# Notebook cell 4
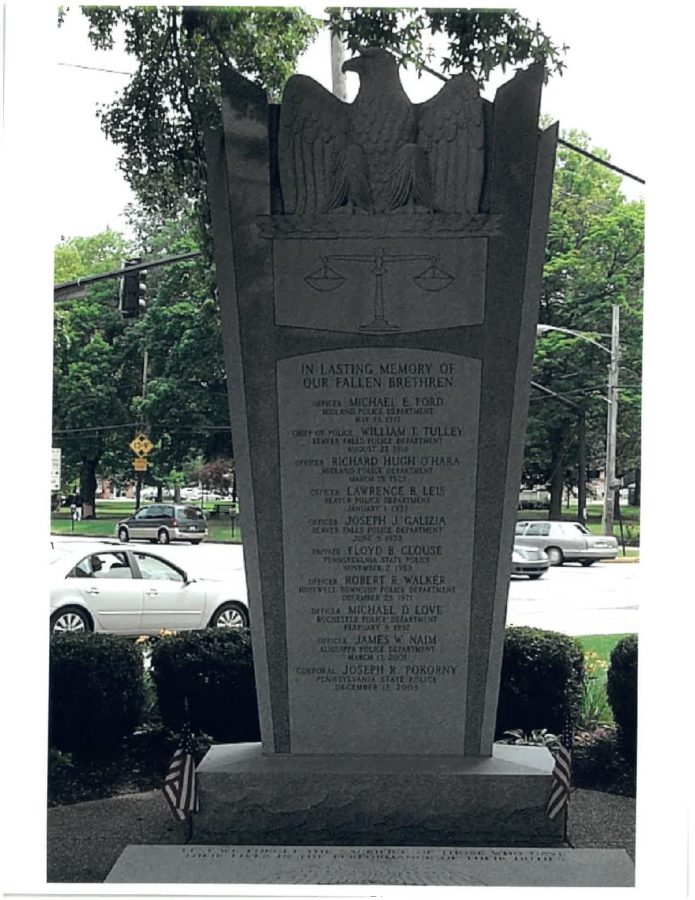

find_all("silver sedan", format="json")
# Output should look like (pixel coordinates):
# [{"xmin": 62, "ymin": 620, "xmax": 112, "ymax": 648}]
[
  {"xmin": 49, "ymin": 542, "xmax": 249, "ymax": 635},
  {"xmin": 511, "ymin": 545, "xmax": 550, "ymax": 579},
  {"xmin": 514, "ymin": 520, "xmax": 619, "ymax": 566}
]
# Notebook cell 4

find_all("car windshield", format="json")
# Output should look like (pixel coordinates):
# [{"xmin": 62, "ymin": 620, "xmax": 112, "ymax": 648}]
[
  {"xmin": 179, "ymin": 507, "xmax": 204, "ymax": 520},
  {"xmin": 568, "ymin": 523, "xmax": 590, "ymax": 534}
]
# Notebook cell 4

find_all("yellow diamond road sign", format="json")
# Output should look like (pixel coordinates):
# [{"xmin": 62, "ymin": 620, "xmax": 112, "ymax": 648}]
[{"xmin": 129, "ymin": 433, "xmax": 154, "ymax": 457}]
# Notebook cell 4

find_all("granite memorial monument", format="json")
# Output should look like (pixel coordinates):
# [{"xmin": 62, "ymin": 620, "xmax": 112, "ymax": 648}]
[
  {"xmin": 106, "ymin": 47, "xmax": 635, "ymax": 887},
  {"xmin": 196, "ymin": 48, "xmax": 559, "ymax": 845}
]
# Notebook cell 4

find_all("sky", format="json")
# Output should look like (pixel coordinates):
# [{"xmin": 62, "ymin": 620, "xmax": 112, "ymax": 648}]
[
  {"xmin": 51, "ymin": 3, "xmax": 649, "ymax": 242},
  {"xmin": 2, "ymin": 2, "xmax": 694, "ymax": 895}
]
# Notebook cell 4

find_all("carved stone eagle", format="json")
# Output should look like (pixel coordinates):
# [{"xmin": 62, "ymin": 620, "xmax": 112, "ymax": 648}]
[{"xmin": 279, "ymin": 48, "xmax": 485, "ymax": 216}]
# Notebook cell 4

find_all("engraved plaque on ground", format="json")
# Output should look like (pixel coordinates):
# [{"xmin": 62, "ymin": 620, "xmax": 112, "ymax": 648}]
[
  {"xmin": 106, "ymin": 845, "xmax": 635, "ymax": 886},
  {"xmin": 278, "ymin": 348, "xmax": 481, "ymax": 753}
]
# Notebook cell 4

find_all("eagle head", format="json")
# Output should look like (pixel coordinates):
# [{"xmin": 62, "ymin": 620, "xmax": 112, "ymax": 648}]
[{"xmin": 342, "ymin": 48, "xmax": 399, "ymax": 79}]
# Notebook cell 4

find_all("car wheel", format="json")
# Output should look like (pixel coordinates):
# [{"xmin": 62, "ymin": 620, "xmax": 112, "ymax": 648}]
[
  {"xmin": 51, "ymin": 606, "xmax": 92, "ymax": 634},
  {"xmin": 528, "ymin": 573, "xmax": 544, "ymax": 580},
  {"xmin": 580, "ymin": 559, "xmax": 596, "ymax": 567},
  {"xmin": 546, "ymin": 546, "xmax": 564, "ymax": 566},
  {"xmin": 209, "ymin": 602, "xmax": 249, "ymax": 630},
  {"xmin": 157, "ymin": 529, "xmax": 170, "ymax": 545},
  {"xmin": 117, "ymin": 526, "xmax": 129, "ymax": 542},
  {"xmin": 190, "ymin": 540, "xmax": 203, "ymax": 545}
]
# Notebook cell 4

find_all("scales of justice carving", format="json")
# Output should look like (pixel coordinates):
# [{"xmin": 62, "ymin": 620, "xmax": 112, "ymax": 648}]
[{"xmin": 304, "ymin": 246, "xmax": 455, "ymax": 332}]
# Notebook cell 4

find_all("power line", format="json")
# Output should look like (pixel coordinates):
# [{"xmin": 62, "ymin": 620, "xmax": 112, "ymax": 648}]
[
  {"xmin": 53, "ymin": 422, "xmax": 231, "ymax": 436},
  {"xmin": 556, "ymin": 138, "xmax": 645, "ymax": 185},
  {"xmin": 58, "ymin": 61, "xmax": 132, "ymax": 76},
  {"xmin": 409, "ymin": 55, "xmax": 645, "ymax": 186}
]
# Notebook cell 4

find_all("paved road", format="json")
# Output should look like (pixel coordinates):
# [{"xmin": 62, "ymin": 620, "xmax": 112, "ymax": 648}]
[
  {"xmin": 507, "ymin": 561, "xmax": 638, "ymax": 635},
  {"xmin": 54, "ymin": 536, "xmax": 638, "ymax": 636}
]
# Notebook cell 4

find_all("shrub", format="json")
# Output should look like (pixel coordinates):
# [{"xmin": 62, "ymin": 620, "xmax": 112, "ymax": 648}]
[
  {"xmin": 571, "ymin": 726, "xmax": 636, "ymax": 796},
  {"xmin": 49, "ymin": 633, "xmax": 145, "ymax": 754},
  {"xmin": 150, "ymin": 630, "xmax": 260, "ymax": 743},
  {"xmin": 496, "ymin": 626, "xmax": 584, "ymax": 738},
  {"xmin": 606, "ymin": 633, "xmax": 638, "ymax": 760}
]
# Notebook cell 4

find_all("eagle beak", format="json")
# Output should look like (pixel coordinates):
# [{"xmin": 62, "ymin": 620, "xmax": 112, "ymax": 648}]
[{"xmin": 342, "ymin": 57, "xmax": 360, "ymax": 73}]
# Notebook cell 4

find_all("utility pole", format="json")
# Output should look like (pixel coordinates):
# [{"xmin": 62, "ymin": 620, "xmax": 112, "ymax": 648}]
[
  {"xmin": 601, "ymin": 305, "xmax": 620, "ymax": 535},
  {"xmin": 577, "ymin": 406, "xmax": 587, "ymax": 525},
  {"xmin": 135, "ymin": 348, "xmax": 149, "ymax": 511}
]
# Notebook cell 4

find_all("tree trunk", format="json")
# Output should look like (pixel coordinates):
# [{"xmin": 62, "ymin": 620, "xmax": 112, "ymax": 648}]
[
  {"xmin": 548, "ymin": 435, "xmax": 565, "ymax": 520},
  {"xmin": 80, "ymin": 458, "xmax": 98, "ymax": 518},
  {"xmin": 157, "ymin": 485, "xmax": 163, "ymax": 502},
  {"xmin": 633, "ymin": 466, "xmax": 641, "ymax": 507},
  {"xmin": 174, "ymin": 485, "xmax": 181, "ymax": 503}
]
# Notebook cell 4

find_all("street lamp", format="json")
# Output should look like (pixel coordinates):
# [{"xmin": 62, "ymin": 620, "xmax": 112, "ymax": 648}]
[{"xmin": 536, "ymin": 304, "xmax": 620, "ymax": 536}]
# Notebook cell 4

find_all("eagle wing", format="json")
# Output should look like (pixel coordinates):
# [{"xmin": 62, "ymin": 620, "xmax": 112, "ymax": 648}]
[
  {"xmin": 416, "ymin": 73, "xmax": 485, "ymax": 214},
  {"xmin": 278, "ymin": 75, "xmax": 350, "ymax": 215}
]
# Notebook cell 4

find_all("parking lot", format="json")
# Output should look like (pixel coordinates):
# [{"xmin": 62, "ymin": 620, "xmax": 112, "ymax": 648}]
[
  {"xmin": 507, "ymin": 560, "xmax": 638, "ymax": 635},
  {"xmin": 53, "ymin": 536, "xmax": 637, "ymax": 636}
]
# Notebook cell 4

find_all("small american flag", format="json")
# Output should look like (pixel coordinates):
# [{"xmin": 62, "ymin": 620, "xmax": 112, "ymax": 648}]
[
  {"xmin": 546, "ymin": 722, "xmax": 572, "ymax": 820},
  {"xmin": 163, "ymin": 721, "xmax": 199, "ymax": 822}
]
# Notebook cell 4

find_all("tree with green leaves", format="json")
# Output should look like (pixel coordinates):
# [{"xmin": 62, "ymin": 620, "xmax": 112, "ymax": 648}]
[
  {"xmin": 53, "ymin": 210, "xmax": 236, "ymax": 510},
  {"xmin": 74, "ymin": 6, "xmax": 566, "ymax": 221},
  {"xmin": 127, "ymin": 209, "xmax": 232, "ymax": 487},
  {"xmin": 527, "ymin": 130, "xmax": 644, "ymax": 518},
  {"xmin": 62, "ymin": 9, "xmax": 643, "ymax": 523},
  {"xmin": 53, "ymin": 230, "xmax": 141, "ymax": 515}
]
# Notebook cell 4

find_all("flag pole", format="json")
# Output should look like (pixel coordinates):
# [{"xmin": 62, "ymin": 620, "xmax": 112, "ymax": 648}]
[
  {"xmin": 162, "ymin": 693, "xmax": 199, "ymax": 833},
  {"xmin": 563, "ymin": 716, "xmax": 574, "ymax": 847},
  {"xmin": 184, "ymin": 695, "xmax": 194, "ymax": 843}
]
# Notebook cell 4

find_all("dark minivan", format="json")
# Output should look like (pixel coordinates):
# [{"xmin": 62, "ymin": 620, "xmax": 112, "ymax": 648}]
[{"xmin": 116, "ymin": 504, "xmax": 208, "ymax": 545}]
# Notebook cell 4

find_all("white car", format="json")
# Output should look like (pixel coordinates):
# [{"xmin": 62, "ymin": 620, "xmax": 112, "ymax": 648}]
[{"xmin": 49, "ymin": 543, "xmax": 249, "ymax": 635}]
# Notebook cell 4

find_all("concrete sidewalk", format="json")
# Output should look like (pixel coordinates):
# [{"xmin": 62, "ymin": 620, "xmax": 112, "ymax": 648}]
[{"xmin": 47, "ymin": 788, "xmax": 635, "ymax": 883}]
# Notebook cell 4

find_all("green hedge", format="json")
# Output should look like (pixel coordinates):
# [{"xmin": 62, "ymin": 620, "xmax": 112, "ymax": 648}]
[
  {"xmin": 49, "ymin": 633, "xmax": 145, "ymax": 754},
  {"xmin": 607, "ymin": 633, "xmax": 638, "ymax": 760},
  {"xmin": 48, "ymin": 626, "xmax": 590, "ymax": 754},
  {"xmin": 495, "ymin": 626, "xmax": 585, "ymax": 738},
  {"xmin": 150, "ymin": 630, "xmax": 260, "ymax": 743}
]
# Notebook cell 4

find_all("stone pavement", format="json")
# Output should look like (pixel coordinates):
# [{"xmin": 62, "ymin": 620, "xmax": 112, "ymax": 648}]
[{"xmin": 47, "ymin": 788, "xmax": 635, "ymax": 883}]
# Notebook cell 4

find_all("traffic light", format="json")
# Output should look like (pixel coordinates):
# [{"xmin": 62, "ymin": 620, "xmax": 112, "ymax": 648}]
[{"xmin": 118, "ymin": 257, "xmax": 147, "ymax": 318}]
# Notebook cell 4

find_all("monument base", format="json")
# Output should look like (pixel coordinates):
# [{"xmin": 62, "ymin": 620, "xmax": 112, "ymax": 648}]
[
  {"xmin": 193, "ymin": 743, "xmax": 564, "ymax": 846},
  {"xmin": 106, "ymin": 845, "xmax": 634, "ymax": 886}
]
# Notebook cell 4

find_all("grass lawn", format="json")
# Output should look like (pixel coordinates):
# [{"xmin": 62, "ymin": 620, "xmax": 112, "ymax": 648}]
[
  {"xmin": 53, "ymin": 500, "xmax": 640, "ymax": 547},
  {"xmin": 573, "ymin": 633, "xmax": 633, "ymax": 732},
  {"xmin": 573, "ymin": 634, "xmax": 632, "ymax": 730},
  {"xmin": 51, "ymin": 501, "xmax": 242, "ymax": 543},
  {"xmin": 575, "ymin": 633, "xmax": 631, "ymax": 664},
  {"xmin": 517, "ymin": 503, "xmax": 640, "ymax": 548}
]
